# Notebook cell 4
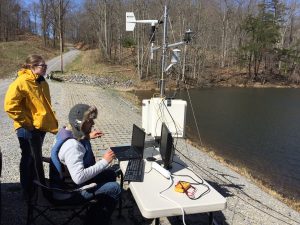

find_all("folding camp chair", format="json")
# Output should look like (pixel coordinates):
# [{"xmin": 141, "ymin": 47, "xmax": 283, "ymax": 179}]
[
  {"xmin": 26, "ymin": 132, "xmax": 97, "ymax": 225},
  {"xmin": 0, "ymin": 147, "xmax": 2, "ymax": 225}
]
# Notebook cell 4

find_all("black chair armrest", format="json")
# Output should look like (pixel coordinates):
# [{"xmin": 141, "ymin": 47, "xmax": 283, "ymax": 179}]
[
  {"xmin": 33, "ymin": 180, "xmax": 97, "ymax": 193},
  {"xmin": 0, "ymin": 150, "xmax": 2, "ymax": 177},
  {"xmin": 42, "ymin": 157, "xmax": 51, "ymax": 163}
]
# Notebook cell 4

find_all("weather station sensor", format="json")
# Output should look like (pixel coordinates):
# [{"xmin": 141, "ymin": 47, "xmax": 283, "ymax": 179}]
[
  {"xmin": 126, "ymin": 6, "xmax": 193, "ymax": 138},
  {"xmin": 126, "ymin": 12, "xmax": 159, "ymax": 31}
]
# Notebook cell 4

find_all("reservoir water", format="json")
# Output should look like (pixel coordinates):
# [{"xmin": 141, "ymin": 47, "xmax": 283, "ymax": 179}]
[{"xmin": 134, "ymin": 88, "xmax": 300, "ymax": 201}]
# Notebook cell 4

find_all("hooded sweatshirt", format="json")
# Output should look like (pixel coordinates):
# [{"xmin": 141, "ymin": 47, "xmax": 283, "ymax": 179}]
[{"xmin": 4, "ymin": 69, "xmax": 58, "ymax": 134}]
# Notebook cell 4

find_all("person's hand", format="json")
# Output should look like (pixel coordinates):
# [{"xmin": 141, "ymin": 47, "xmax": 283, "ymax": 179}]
[
  {"xmin": 103, "ymin": 149, "xmax": 115, "ymax": 163},
  {"xmin": 89, "ymin": 129, "xmax": 104, "ymax": 139}
]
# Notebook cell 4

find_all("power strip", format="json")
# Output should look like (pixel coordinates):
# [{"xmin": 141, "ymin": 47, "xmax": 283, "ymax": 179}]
[{"xmin": 152, "ymin": 162, "xmax": 171, "ymax": 179}]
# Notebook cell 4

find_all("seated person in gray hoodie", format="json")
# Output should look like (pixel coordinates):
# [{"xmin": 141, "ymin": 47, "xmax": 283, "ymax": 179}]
[{"xmin": 50, "ymin": 104, "xmax": 121, "ymax": 225}]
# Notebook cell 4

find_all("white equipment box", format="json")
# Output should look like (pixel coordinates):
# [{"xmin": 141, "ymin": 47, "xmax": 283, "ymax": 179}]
[{"xmin": 142, "ymin": 97, "xmax": 187, "ymax": 138}]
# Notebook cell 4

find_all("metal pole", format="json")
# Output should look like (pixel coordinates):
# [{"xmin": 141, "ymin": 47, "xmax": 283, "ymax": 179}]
[
  {"xmin": 160, "ymin": 5, "xmax": 168, "ymax": 97},
  {"xmin": 181, "ymin": 44, "xmax": 187, "ymax": 81}
]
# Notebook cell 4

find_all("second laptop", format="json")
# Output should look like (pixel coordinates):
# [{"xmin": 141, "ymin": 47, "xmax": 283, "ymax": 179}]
[{"xmin": 111, "ymin": 124, "xmax": 145, "ymax": 161}]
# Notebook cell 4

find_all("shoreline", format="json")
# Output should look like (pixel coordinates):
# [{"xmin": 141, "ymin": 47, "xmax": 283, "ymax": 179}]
[
  {"xmin": 45, "ymin": 72, "xmax": 300, "ymax": 92},
  {"xmin": 116, "ymin": 87, "xmax": 300, "ymax": 213},
  {"xmin": 185, "ymin": 139, "xmax": 300, "ymax": 213},
  {"xmin": 132, "ymin": 76, "xmax": 300, "ymax": 90}
]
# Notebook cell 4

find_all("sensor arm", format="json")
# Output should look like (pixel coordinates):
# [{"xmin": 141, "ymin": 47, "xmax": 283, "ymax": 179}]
[
  {"xmin": 151, "ymin": 39, "xmax": 190, "ymax": 53},
  {"xmin": 126, "ymin": 12, "xmax": 159, "ymax": 31},
  {"xmin": 135, "ymin": 20, "xmax": 159, "ymax": 26}
]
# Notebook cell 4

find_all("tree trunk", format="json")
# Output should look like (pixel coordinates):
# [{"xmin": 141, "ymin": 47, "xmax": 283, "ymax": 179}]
[
  {"xmin": 248, "ymin": 53, "xmax": 252, "ymax": 78},
  {"xmin": 221, "ymin": 1, "xmax": 229, "ymax": 68},
  {"xmin": 0, "ymin": 1, "xmax": 2, "ymax": 41},
  {"xmin": 104, "ymin": 1, "xmax": 108, "ymax": 58}
]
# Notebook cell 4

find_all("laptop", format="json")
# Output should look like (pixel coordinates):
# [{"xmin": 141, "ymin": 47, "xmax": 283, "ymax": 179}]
[{"xmin": 111, "ymin": 124, "xmax": 145, "ymax": 161}]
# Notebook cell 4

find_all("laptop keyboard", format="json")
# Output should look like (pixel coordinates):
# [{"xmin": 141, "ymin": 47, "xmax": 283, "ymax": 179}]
[
  {"xmin": 124, "ymin": 159, "xmax": 145, "ymax": 182},
  {"xmin": 116, "ymin": 149, "xmax": 139, "ymax": 159}
]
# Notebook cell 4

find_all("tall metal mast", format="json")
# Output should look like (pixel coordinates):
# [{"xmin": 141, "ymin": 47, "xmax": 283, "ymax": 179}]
[{"xmin": 160, "ymin": 5, "xmax": 168, "ymax": 97}]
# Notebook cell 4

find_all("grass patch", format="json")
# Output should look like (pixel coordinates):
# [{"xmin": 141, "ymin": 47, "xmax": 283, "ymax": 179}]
[
  {"xmin": 117, "ymin": 90, "xmax": 141, "ymax": 108},
  {"xmin": 64, "ymin": 49, "xmax": 137, "ymax": 82},
  {"xmin": 0, "ymin": 38, "xmax": 59, "ymax": 79}
]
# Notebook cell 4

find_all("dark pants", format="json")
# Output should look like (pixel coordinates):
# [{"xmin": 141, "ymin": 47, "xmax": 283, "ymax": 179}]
[
  {"xmin": 16, "ymin": 128, "xmax": 46, "ymax": 197},
  {"xmin": 81, "ymin": 170, "xmax": 122, "ymax": 225},
  {"xmin": 60, "ymin": 169, "xmax": 121, "ymax": 225}
]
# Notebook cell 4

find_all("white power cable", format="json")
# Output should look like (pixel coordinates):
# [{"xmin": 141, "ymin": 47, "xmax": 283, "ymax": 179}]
[{"xmin": 159, "ymin": 176, "xmax": 187, "ymax": 225}]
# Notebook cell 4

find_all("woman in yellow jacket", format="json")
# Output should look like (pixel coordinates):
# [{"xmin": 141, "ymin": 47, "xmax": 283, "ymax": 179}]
[{"xmin": 4, "ymin": 55, "xmax": 58, "ymax": 199}]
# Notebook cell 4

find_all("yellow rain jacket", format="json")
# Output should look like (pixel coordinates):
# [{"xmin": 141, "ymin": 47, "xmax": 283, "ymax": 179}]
[{"xmin": 4, "ymin": 69, "xmax": 58, "ymax": 134}]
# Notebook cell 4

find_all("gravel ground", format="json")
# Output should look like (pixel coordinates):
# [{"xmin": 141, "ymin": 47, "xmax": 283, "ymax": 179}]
[
  {"xmin": 1, "ymin": 78, "xmax": 300, "ymax": 225},
  {"xmin": 50, "ymin": 73, "xmax": 134, "ymax": 89}
]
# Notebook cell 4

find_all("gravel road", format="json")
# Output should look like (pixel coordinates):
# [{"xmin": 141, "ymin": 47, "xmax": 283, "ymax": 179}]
[
  {"xmin": 0, "ymin": 50, "xmax": 299, "ymax": 225},
  {"xmin": 46, "ymin": 48, "xmax": 80, "ymax": 73}
]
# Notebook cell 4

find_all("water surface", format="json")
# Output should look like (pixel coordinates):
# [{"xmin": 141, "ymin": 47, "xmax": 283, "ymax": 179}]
[{"xmin": 134, "ymin": 88, "xmax": 300, "ymax": 201}]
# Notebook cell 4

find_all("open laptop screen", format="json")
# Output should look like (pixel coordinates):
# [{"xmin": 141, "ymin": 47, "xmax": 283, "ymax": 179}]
[{"xmin": 131, "ymin": 124, "xmax": 145, "ymax": 158}]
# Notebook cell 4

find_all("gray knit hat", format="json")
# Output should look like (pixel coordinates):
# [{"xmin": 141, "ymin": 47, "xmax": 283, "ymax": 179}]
[{"xmin": 68, "ymin": 104, "xmax": 98, "ymax": 138}]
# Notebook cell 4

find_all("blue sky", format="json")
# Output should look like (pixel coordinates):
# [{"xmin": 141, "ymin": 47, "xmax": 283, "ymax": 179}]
[
  {"xmin": 24, "ymin": 0, "xmax": 38, "ymax": 7},
  {"xmin": 23, "ymin": 0, "xmax": 83, "ymax": 7}
]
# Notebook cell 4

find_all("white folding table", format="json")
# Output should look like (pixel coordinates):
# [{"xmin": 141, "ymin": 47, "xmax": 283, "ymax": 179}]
[{"xmin": 119, "ymin": 152, "xmax": 227, "ymax": 225}]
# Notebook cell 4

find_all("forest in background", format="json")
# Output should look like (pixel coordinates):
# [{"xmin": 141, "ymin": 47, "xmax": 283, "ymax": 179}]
[{"xmin": 1, "ymin": 0, "xmax": 300, "ymax": 87}]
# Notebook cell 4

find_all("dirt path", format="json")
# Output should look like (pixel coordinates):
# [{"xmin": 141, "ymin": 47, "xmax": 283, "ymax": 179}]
[{"xmin": 46, "ymin": 48, "xmax": 80, "ymax": 74}]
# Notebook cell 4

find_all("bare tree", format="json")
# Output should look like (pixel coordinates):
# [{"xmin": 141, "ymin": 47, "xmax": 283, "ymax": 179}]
[{"xmin": 3, "ymin": 0, "xmax": 298, "ymax": 85}]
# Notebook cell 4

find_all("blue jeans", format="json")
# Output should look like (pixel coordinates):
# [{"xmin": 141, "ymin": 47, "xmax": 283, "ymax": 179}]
[
  {"xmin": 16, "ymin": 128, "xmax": 46, "ymax": 196},
  {"xmin": 81, "ymin": 169, "xmax": 121, "ymax": 201}
]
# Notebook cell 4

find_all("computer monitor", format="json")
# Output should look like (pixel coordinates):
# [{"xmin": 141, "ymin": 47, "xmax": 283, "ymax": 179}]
[{"xmin": 160, "ymin": 123, "xmax": 174, "ymax": 170}]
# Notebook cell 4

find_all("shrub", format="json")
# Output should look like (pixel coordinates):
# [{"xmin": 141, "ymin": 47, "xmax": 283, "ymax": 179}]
[{"xmin": 122, "ymin": 37, "xmax": 135, "ymax": 48}]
